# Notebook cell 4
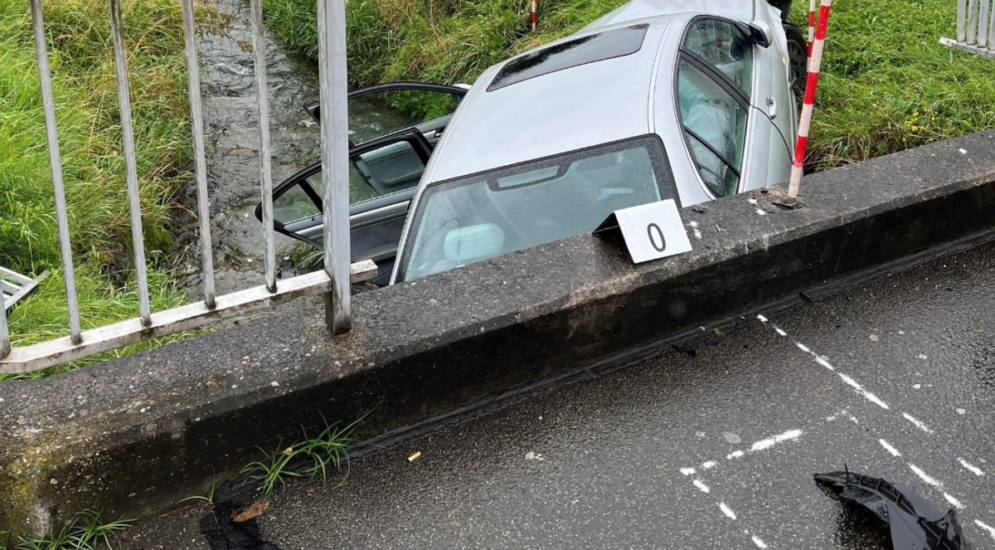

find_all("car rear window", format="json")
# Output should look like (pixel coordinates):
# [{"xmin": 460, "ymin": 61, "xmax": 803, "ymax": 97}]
[
  {"xmin": 487, "ymin": 24, "xmax": 649, "ymax": 92},
  {"xmin": 397, "ymin": 136, "xmax": 676, "ymax": 282}
]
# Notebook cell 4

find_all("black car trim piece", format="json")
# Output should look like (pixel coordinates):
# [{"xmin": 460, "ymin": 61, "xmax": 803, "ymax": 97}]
[
  {"xmin": 487, "ymin": 24, "xmax": 650, "ymax": 92},
  {"xmin": 683, "ymin": 127, "xmax": 742, "ymax": 179}
]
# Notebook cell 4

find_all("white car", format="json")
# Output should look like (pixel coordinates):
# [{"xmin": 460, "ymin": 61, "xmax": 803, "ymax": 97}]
[
  {"xmin": 263, "ymin": 0, "xmax": 806, "ymax": 286},
  {"xmin": 390, "ymin": 0, "xmax": 804, "ymax": 283}
]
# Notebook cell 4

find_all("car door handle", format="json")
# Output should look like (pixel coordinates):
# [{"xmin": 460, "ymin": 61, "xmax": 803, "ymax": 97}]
[{"xmin": 766, "ymin": 97, "xmax": 778, "ymax": 120}]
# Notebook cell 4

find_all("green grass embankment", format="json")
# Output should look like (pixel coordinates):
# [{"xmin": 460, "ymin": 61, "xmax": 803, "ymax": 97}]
[{"xmin": 0, "ymin": 0, "xmax": 194, "ymax": 377}]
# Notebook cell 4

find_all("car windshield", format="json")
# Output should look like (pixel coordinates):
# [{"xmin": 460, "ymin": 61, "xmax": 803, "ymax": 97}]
[{"xmin": 399, "ymin": 136, "xmax": 674, "ymax": 282}]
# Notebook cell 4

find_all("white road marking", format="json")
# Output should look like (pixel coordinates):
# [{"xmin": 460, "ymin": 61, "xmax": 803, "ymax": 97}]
[
  {"xmin": 796, "ymin": 342, "xmax": 811, "ymax": 353},
  {"xmin": 944, "ymin": 493, "xmax": 964, "ymax": 509},
  {"xmin": 908, "ymin": 464, "xmax": 943, "ymax": 487},
  {"xmin": 756, "ymin": 209, "xmax": 767, "ymax": 216},
  {"xmin": 719, "ymin": 502, "xmax": 737, "ymax": 520},
  {"xmin": 815, "ymin": 356, "xmax": 835, "ymax": 370},
  {"xmin": 752, "ymin": 535, "xmax": 768, "ymax": 548},
  {"xmin": 879, "ymin": 439, "xmax": 902, "ymax": 457},
  {"xmin": 727, "ymin": 450, "xmax": 744, "ymax": 460},
  {"xmin": 958, "ymin": 458, "xmax": 985, "ymax": 477},
  {"xmin": 775, "ymin": 327, "xmax": 787, "ymax": 336},
  {"xmin": 757, "ymin": 314, "xmax": 768, "ymax": 323},
  {"xmin": 680, "ymin": 467, "xmax": 696, "ymax": 476},
  {"xmin": 903, "ymin": 413, "xmax": 933, "ymax": 434},
  {"xmin": 837, "ymin": 373, "xmax": 890, "ymax": 409},
  {"xmin": 977, "ymin": 520, "xmax": 995, "ymax": 540},
  {"xmin": 693, "ymin": 480, "xmax": 710, "ymax": 493},
  {"xmin": 702, "ymin": 461, "xmax": 717, "ymax": 470},
  {"xmin": 750, "ymin": 429, "xmax": 803, "ymax": 452}
]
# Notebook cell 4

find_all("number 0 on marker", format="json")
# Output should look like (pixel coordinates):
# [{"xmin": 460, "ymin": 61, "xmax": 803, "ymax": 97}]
[{"xmin": 611, "ymin": 199, "xmax": 692, "ymax": 264}]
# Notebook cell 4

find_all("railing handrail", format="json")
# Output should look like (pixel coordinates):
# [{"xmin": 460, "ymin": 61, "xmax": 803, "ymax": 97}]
[{"xmin": 0, "ymin": 0, "xmax": 369, "ymax": 375}]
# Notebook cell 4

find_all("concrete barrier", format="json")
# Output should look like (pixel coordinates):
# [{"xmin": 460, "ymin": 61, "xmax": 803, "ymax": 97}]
[{"xmin": 2, "ymin": 132, "xmax": 995, "ymax": 536}]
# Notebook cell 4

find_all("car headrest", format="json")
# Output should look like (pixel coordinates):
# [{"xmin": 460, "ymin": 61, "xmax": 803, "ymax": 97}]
[{"xmin": 444, "ymin": 223, "xmax": 505, "ymax": 265}]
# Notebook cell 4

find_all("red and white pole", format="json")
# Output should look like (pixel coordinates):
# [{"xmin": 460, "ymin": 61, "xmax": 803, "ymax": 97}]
[
  {"xmin": 531, "ymin": 0, "xmax": 537, "ymax": 30},
  {"xmin": 807, "ymin": 0, "xmax": 816, "ymax": 60},
  {"xmin": 787, "ymin": 0, "xmax": 832, "ymax": 199}
]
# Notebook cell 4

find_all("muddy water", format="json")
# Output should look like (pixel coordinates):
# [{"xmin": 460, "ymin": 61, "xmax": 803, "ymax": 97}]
[{"xmin": 174, "ymin": 0, "xmax": 324, "ymax": 296}]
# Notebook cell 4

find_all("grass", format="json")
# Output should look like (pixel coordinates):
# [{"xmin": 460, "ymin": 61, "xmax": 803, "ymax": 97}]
[
  {"xmin": 0, "ymin": 0, "xmax": 198, "ymax": 378},
  {"xmin": 241, "ymin": 414, "xmax": 363, "ymax": 497},
  {"xmin": 263, "ymin": 0, "xmax": 995, "ymax": 171},
  {"xmin": 11, "ymin": 510, "xmax": 132, "ymax": 550}
]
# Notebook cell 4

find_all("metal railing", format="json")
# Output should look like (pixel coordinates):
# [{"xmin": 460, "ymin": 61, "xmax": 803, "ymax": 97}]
[
  {"xmin": 0, "ymin": 0, "xmax": 372, "ymax": 375},
  {"xmin": 941, "ymin": 0, "xmax": 995, "ymax": 58}
]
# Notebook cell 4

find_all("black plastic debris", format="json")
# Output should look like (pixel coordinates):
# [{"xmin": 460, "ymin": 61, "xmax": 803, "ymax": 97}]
[{"xmin": 815, "ymin": 469, "xmax": 972, "ymax": 550}]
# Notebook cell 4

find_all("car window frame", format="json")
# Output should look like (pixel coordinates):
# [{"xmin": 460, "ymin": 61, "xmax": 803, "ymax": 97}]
[
  {"xmin": 393, "ymin": 134, "xmax": 677, "ymax": 283},
  {"xmin": 673, "ymin": 16, "xmax": 755, "ymax": 199},
  {"xmin": 257, "ymin": 129, "xmax": 433, "ymax": 245},
  {"xmin": 304, "ymin": 82, "xmax": 468, "ymax": 146}
]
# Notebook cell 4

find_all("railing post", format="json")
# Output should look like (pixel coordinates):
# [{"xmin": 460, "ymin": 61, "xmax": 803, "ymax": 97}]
[
  {"xmin": 180, "ymin": 0, "xmax": 217, "ymax": 309},
  {"xmin": 317, "ymin": 0, "xmax": 352, "ymax": 334},
  {"xmin": 249, "ymin": 0, "xmax": 277, "ymax": 294},
  {"xmin": 30, "ymin": 0, "xmax": 83, "ymax": 345},
  {"xmin": 109, "ymin": 0, "xmax": 152, "ymax": 327},
  {"xmin": 958, "ymin": 0, "xmax": 968, "ymax": 42},
  {"xmin": 0, "ymin": 290, "xmax": 9, "ymax": 359},
  {"xmin": 968, "ymin": 0, "xmax": 979, "ymax": 42},
  {"xmin": 989, "ymin": 0, "xmax": 995, "ymax": 49},
  {"xmin": 979, "ymin": 0, "xmax": 990, "ymax": 47}
]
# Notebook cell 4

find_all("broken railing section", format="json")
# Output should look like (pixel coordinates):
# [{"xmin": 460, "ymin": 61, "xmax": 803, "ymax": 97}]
[
  {"xmin": 0, "ymin": 0, "xmax": 362, "ymax": 373},
  {"xmin": 941, "ymin": 0, "xmax": 995, "ymax": 58}
]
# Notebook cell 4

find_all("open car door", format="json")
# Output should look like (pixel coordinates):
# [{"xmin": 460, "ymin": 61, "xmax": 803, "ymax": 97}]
[{"xmin": 257, "ymin": 82, "xmax": 468, "ymax": 286}]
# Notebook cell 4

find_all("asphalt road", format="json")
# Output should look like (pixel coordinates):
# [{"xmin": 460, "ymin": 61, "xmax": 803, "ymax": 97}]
[{"xmin": 127, "ymin": 239, "xmax": 995, "ymax": 549}]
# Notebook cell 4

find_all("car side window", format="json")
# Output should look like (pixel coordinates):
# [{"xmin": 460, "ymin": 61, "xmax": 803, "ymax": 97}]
[
  {"xmin": 677, "ymin": 59, "xmax": 748, "ymax": 197},
  {"xmin": 272, "ymin": 165, "xmax": 377, "ymax": 226},
  {"xmin": 682, "ymin": 18, "xmax": 753, "ymax": 96}
]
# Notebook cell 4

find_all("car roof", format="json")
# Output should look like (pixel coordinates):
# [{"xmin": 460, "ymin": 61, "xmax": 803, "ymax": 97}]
[
  {"xmin": 424, "ymin": 18, "xmax": 676, "ymax": 184},
  {"xmin": 583, "ymin": 0, "xmax": 756, "ymax": 31},
  {"xmin": 424, "ymin": 0, "xmax": 761, "ymax": 184}
]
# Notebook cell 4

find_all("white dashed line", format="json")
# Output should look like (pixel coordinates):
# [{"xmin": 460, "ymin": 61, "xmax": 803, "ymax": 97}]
[
  {"xmin": 680, "ymin": 467, "xmax": 696, "ymax": 476},
  {"xmin": 974, "ymin": 520, "xmax": 995, "ymax": 539},
  {"xmin": 727, "ymin": 450, "xmax": 744, "ymax": 460},
  {"xmin": 944, "ymin": 493, "xmax": 964, "ymax": 509},
  {"xmin": 958, "ymin": 458, "xmax": 985, "ymax": 477},
  {"xmin": 908, "ymin": 464, "xmax": 943, "ymax": 488},
  {"xmin": 814, "ymin": 356, "xmax": 835, "ymax": 371},
  {"xmin": 795, "ymin": 342, "xmax": 811, "ymax": 353},
  {"xmin": 977, "ymin": 520, "xmax": 995, "ymax": 540},
  {"xmin": 902, "ymin": 413, "xmax": 933, "ymax": 434},
  {"xmin": 751, "ymin": 535, "xmax": 768, "ymax": 548},
  {"xmin": 879, "ymin": 439, "xmax": 902, "ymax": 457},
  {"xmin": 756, "ymin": 314, "xmax": 768, "ymax": 323},
  {"xmin": 837, "ymin": 373, "xmax": 890, "ymax": 409},
  {"xmin": 775, "ymin": 327, "xmax": 787, "ymax": 337},
  {"xmin": 693, "ymin": 480, "xmax": 710, "ymax": 493},
  {"xmin": 750, "ymin": 429, "xmax": 803, "ymax": 452},
  {"xmin": 719, "ymin": 502, "xmax": 737, "ymax": 520},
  {"xmin": 702, "ymin": 461, "xmax": 717, "ymax": 470}
]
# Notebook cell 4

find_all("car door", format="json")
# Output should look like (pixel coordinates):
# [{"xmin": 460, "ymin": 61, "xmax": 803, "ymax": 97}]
[
  {"xmin": 258, "ymin": 82, "xmax": 468, "ymax": 286},
  {"xmin": 675, "ymin": 17, "xmax": 757, "ymax": 198}
]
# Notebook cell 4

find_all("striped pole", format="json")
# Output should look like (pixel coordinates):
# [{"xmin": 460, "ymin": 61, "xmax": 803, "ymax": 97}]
[
  {"xmin": 807, "ymin": 0, "xmax": 816, "ymax": 60},
  {"xmin": 787, "ymin": 0, "xmax": 832, "ymax": 199},
  {"xmin": 531, "ymin": 0, "xmax": 536, "ymax": 30}
]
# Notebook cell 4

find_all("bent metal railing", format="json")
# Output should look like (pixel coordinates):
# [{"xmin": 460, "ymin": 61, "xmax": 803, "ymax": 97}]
[
  {"xmin": 0, "ymin": 0, "xmax": 371, "ymax": 374},
  {"xmin": 941, "ymin": 0, "xmax": 995, "ymax": 58}
]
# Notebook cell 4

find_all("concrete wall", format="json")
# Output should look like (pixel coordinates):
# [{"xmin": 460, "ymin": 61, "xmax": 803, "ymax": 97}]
[{"xmin": 1, "ymin": 132, "xmax": 994, "ymax": 536}]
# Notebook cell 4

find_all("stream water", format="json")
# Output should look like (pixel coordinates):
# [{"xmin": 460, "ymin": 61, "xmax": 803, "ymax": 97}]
[{"xmin": 174, "ymin": 0, "xmax": 325, "ymax": 296}]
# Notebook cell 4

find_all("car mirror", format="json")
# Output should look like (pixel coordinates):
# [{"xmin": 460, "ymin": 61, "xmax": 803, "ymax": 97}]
[{"xmin": 738, "ymin": 23, "xmax": 771, "ymax": 48}]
